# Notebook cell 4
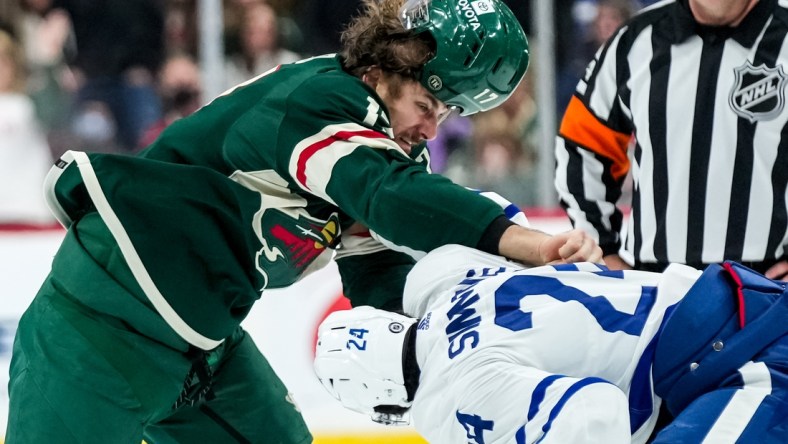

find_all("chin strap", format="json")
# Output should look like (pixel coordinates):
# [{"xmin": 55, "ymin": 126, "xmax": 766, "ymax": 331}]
[{"xmin": 402, "ymin": 323, "xmax": 421, "ymax": 401}]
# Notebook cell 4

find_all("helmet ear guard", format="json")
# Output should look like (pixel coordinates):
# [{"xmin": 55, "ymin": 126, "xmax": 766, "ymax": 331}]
[
  {"xmin": 400, "ymin": 0, "xmax": 530, "ymax": 115},
  {"xmin": 314, "ymin": 306, "xmax": 418, "ymax": 425}
]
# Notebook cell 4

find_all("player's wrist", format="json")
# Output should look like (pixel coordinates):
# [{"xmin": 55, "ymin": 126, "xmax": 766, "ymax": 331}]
[
  {"xmin": 476, "ymin": 215, "xmax": 516, "ymax": 256},
  {"xmin": 499, "ymin": 225, "xmax": 551, "ymax": 265}
]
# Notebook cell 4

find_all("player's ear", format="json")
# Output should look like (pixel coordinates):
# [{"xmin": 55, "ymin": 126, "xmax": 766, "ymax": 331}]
[{"xmin": 361, "ymin": 66, "xmax": 382, "ymax": 89}]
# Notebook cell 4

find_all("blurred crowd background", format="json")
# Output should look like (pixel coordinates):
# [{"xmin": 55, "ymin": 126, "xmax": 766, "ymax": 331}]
[{"xmin": 0, "ymin": 0, "xmax": 655, "ymax": 227}]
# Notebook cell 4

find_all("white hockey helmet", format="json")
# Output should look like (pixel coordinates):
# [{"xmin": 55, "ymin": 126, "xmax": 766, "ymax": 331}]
[{"xmin": 314, "ymin": 306, "xmax": 417, "ymax": 425}]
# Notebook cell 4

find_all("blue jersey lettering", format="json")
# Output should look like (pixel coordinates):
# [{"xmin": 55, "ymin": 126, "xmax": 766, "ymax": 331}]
[
  {"xmin": 494, "ymin": 273, "xmax": 656, "ymax": 334},
  {"xmin": 444, "ymin": 267, "xmax": 509, "ymax": 359},
  {"xmin": 457, "ymin": 411, "xmax": 494, "ymax": 444},
  {"xmin": 446, "ymin": 289, "xmax": 481, "ymax": 358}
]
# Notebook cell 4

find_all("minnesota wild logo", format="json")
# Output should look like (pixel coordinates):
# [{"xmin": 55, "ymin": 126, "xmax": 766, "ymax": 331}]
[{"xmin": 255, "ymin": 209, "xmax": 340, "ymax": 288}]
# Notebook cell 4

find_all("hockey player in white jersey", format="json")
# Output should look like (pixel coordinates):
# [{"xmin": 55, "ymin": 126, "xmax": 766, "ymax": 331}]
[{"xmin": 315, "ymin": 245, "xmax": 788, "ymax": 443}]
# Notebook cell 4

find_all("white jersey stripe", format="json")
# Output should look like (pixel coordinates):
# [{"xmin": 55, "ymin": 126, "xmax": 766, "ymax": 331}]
[
  {"xmin": 580, "ymin": 148, "xmax": 614, "ymax": 232},
  {"xmin": 540, "ymin": 377, "xmax": 614, "ymax": 441},
  {"xmin": 289, "ymin": 123, "xmax": 402, "ymax": 203},
  {"xmin": 701, "ymin": 361, "xmax": 771, "ymax": 443},
  {"xmin": 664, "ymin": 40, "xmax": 701, "ymax": 262},
  {"xmin": 57, "ymin": 151, "xmax": 223, "ymax": 350},
  {"xmin": 589, "ymin": 30, "xmax": 624, "ymax": 119}
]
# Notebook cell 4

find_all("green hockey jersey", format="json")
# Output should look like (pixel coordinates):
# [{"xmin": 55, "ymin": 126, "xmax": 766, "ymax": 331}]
[{"xmin": 45, "ymin": 55, "xmax": 506, "ymax": 350}]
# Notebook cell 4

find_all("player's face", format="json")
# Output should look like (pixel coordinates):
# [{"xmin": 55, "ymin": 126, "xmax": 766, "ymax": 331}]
[{"xmin": 376, "ymin": 76, "xmax": 451, "ymax": 154}]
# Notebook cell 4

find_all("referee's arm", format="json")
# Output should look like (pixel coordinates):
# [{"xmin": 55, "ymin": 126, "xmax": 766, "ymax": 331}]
[{"xmin": 555, "ymin": 97, "xmax": 633, "ymax": 258}]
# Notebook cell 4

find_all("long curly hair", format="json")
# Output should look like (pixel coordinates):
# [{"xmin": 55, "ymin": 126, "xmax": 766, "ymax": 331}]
[{"xmin": 340, "ymin": 0, "xmax": 435, "ymax": 80}]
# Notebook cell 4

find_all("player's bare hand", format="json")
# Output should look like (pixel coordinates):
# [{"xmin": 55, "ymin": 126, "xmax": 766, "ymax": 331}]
[
  {"xmin": 539, "ymin": 229, "xmax": 603, "ymax": 265},
  {"xmin": 765, "ymin": 260, "xmax": 788, "ymax": 281}
]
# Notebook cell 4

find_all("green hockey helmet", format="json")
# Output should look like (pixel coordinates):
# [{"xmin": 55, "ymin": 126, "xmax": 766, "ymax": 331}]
[{"xmin": 400, "ymin": 0, "xmax": 529, "ymax": 115}]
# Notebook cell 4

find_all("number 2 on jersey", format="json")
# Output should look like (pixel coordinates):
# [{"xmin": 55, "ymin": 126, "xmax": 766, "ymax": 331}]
[{"xmin": 494, "ymin": 273, "xmax": 656, "ymax": 335}]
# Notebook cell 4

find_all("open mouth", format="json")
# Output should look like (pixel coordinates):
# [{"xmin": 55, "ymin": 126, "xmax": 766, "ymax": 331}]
[{"xmin": 398, "ymin": 137, "xmax": 419, "ymax": 153}]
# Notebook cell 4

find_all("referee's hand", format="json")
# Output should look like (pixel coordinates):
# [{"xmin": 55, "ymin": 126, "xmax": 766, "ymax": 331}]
[{"xmin": 765, "ymin": 260, "xmax": 788, "ymax": 281}]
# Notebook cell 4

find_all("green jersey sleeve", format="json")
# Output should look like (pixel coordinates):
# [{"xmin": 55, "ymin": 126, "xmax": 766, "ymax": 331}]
[{"xmin": 226, "ymin": 70, "xmax": 505, "ymax": 253}]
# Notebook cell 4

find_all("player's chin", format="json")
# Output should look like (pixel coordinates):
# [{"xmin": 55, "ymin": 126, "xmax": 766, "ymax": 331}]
[{"xmin": 397, "ymin": 141, "xmax": 413, "ymax": 154}]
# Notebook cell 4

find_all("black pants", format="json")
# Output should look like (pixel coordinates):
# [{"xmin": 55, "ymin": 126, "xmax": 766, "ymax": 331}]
[{"xmin": 636, "ymin": 258, "xmax": 785, "ymax": 275}]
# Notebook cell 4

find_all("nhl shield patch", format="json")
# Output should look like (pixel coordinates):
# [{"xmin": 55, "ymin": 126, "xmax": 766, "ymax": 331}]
[{"xmin": 729, "ymin": 62, "xmax": 787, "ymax": 122}]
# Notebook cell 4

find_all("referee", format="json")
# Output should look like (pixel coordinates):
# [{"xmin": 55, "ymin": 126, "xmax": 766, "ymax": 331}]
[{"xmin": 555, "ymin": 0, "xmax": 788, "ymax": 280}]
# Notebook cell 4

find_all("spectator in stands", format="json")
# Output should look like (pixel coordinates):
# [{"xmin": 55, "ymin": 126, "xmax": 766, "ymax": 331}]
[
  {"xmin": 53, "ymin": 0, "xmax": 165, "ymax": 152},
  {"xmin": 163, "ymin": 0, "xmax": 199, "ymax": 57},
  {"xmin": 0, "ymin": 29, "xmax": 54, "ymax": 225},
  {"xmin": 16, "ymin": 0, "xmax": 75, "ymax": 136},
  {"xmin": 556, "ymin": 0, "xmax": 638, "ymax": 118},
  {"xmin": 583, "ymin": 0, "xmax": 638, "ymax": 63},
  {"xmin": 138, "ymin": 52, "xmax": 203, "ymax": 149},
  {"xmin": 296, "ymin": 0, "xmax": 362, "ymax": 55},
  {"xmin": 443, "ymin": 74, "xmax": 540, "ymax": 207},
  {"xmin": 223, "ymin": 1, "xmax": 300, "ymax": 88}
]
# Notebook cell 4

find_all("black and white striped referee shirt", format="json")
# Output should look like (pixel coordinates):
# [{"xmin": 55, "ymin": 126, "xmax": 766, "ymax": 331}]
[{"xmin": 555, "ymin": 0, "xmax": 788, "ymax": 272}]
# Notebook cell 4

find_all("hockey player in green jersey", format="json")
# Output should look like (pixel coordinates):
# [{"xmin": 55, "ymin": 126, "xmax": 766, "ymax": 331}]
[{"xmin": 7, "ymin": 1, "xmax": 602, "ymax": 443}]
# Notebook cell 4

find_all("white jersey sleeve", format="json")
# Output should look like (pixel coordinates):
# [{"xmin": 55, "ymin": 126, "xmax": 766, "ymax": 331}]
[
  {"xmin": 404, "ymin": 245, "xmax": 701, "ymax": 444},
  {"xmin": 413, "ymin": 359, "xmax": 632, "ymax": 444}
]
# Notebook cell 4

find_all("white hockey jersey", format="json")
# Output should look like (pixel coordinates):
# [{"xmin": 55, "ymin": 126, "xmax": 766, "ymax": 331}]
[{"xmin": 402, "ymin": 245, "xmax": 702, "ymax": 444}]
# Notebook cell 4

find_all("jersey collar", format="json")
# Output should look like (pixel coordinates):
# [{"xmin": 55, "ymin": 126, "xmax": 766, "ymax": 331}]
[{"xmin": 673, "ymin": 0, "xmax": 775, "ymax": 47}]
